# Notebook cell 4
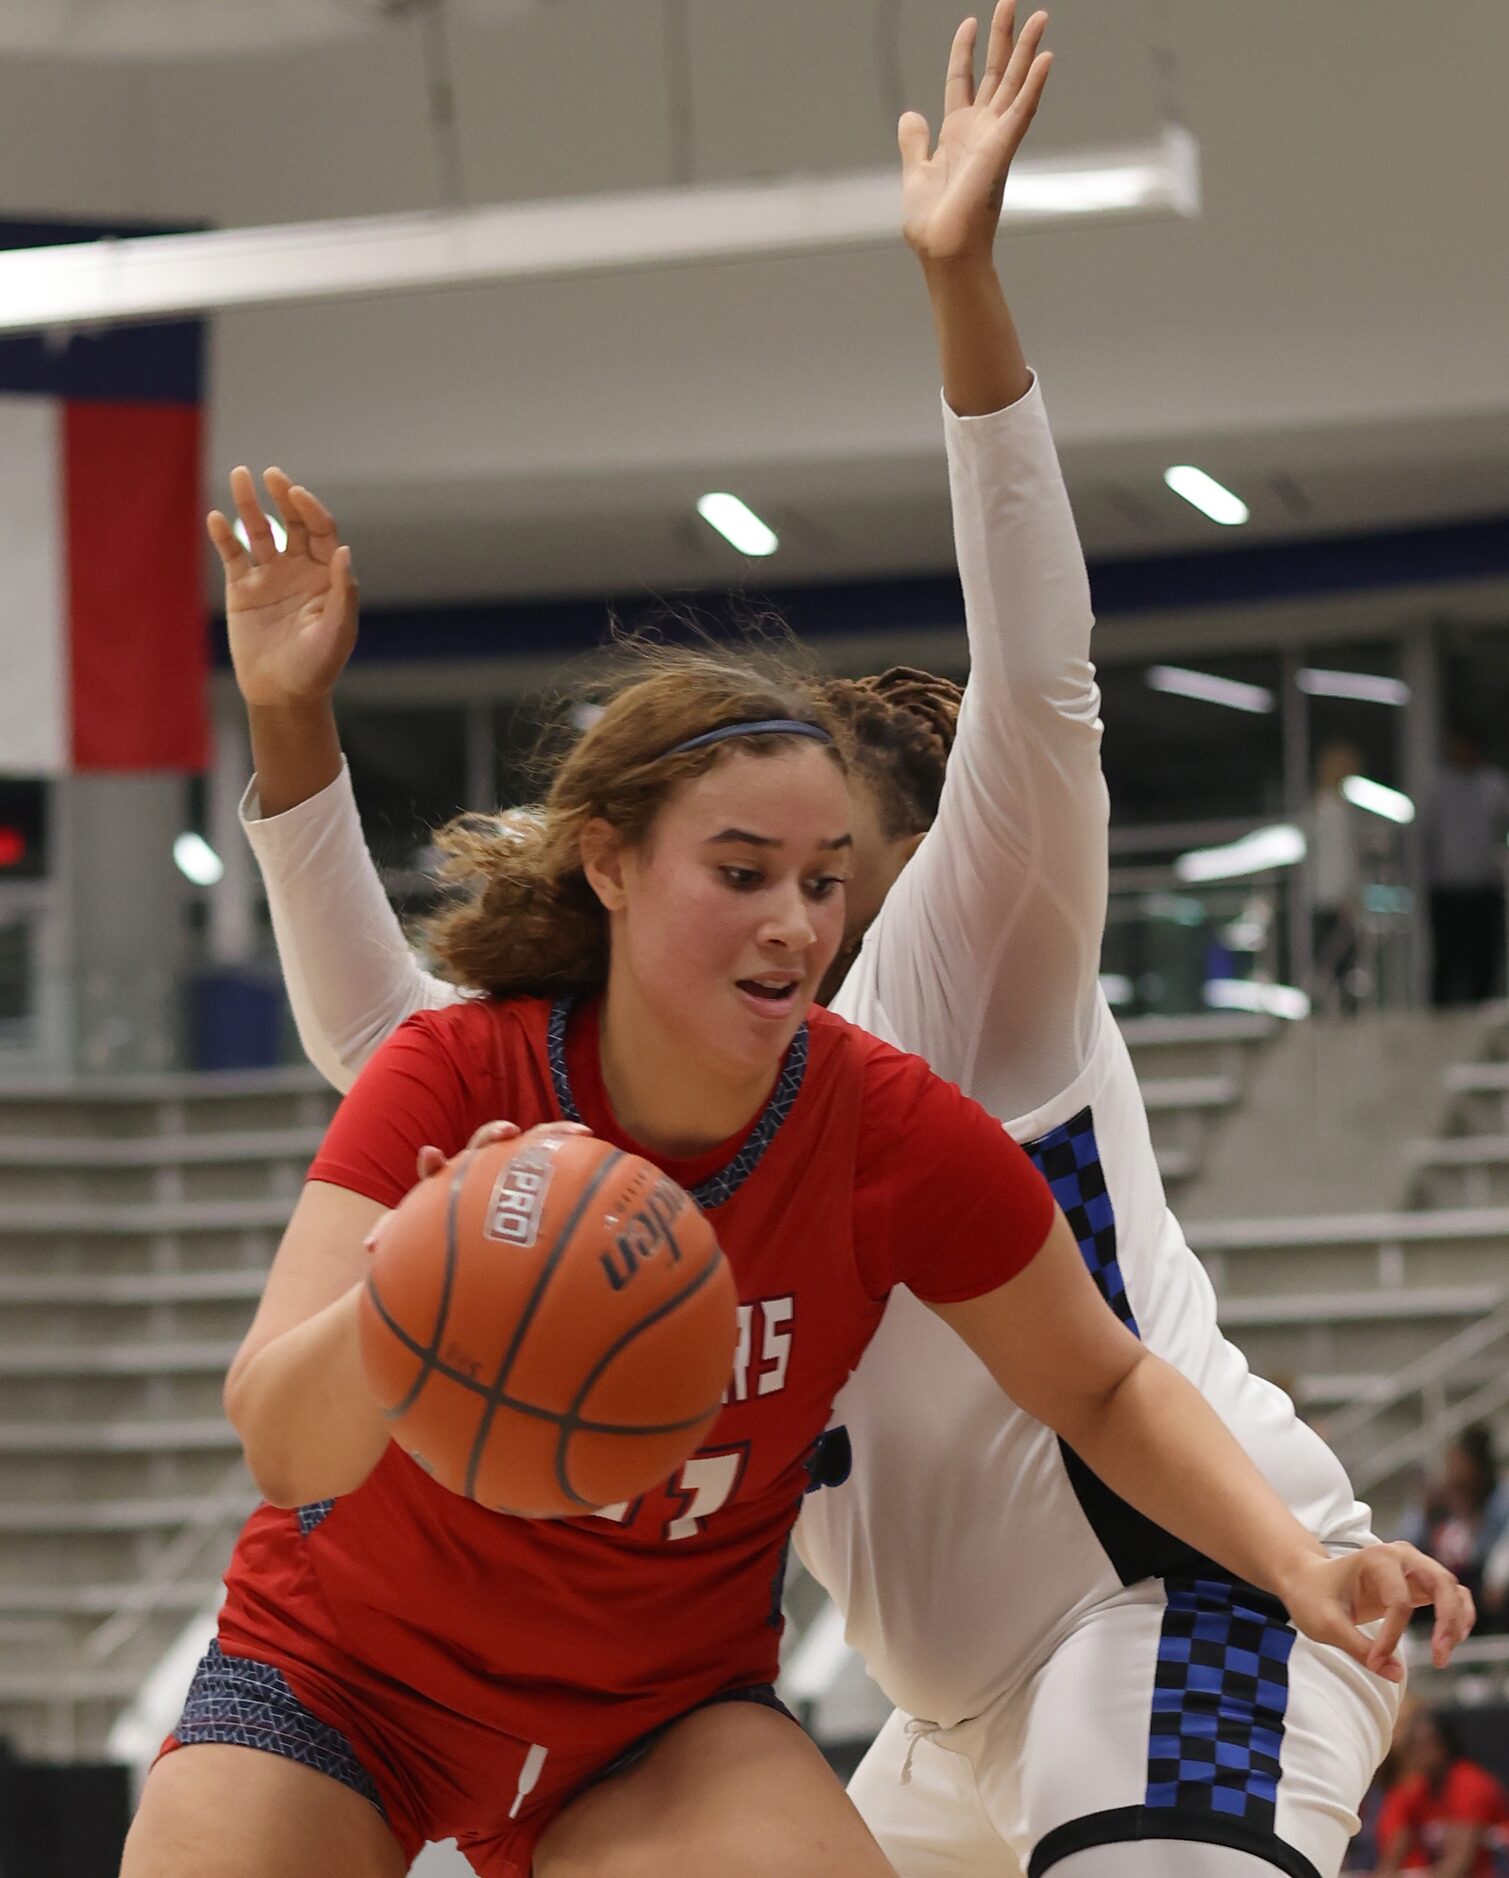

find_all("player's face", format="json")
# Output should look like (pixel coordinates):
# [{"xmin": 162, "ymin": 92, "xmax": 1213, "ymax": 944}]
[{"xmin": 616, "ymin": 744, "xmax": 852, "ymax": 1075}]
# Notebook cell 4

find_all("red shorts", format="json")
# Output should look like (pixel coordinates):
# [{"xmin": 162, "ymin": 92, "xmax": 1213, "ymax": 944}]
[{"xmin": 159, "ymin": 1633, "xmax": 794, "ymax": 1875}]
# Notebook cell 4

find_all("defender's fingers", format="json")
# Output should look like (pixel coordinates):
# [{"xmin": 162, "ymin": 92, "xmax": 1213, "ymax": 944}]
[
  {"xmin": 897, "ymin": 110, "xmax": 932, "ymax": 170},
  {"xmin": 206, "ymin": 508, "xmax": 251, "ymax": 578},
  {"xmin": 992, "ymin": 45, "xmax": 1052, "ymax": 142},
  {"xmin": 991, "ymin": 10, "xmax": 1050, "ymax": 116},
  {"xmin": 262, "ymin": 466, "xmax": 310, "ymax": 559},
  {"xmin": 943, "ymin": 15, "xmax": 979, "ymax": 116},
  {"xmin": 229, "ymin": 465, "xmax": 279, "ymax": 566},
  {"xmin": 975, "ymin": 0, "xmax": 1017, "ymax": 108},
  {"xmin": 1359, "ymin": 1554, "xmax": 1414, "ymax": 1674},
  {"xmin": 287, "ymin": 481, "xmax": 341, "ymax": 550},
  {"xmin": 320, "ymin": 545, "xmax": 359, "ymax": 632}
]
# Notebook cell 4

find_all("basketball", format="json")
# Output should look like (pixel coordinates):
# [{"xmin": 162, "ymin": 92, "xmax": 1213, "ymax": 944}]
[{"xmin": 358, "ymin": 1132, "xmax": 738, "ymax": 1518}]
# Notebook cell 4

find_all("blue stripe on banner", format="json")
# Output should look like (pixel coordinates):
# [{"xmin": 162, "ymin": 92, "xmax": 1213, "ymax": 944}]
[
  {"xmin": 0, "ymin": 219, "xmax": 204, "ymax": 405},
  {"xmin": 1023, "ymin": 1108, "xmax": 1138, "ymax": 1336},
  {"xmin": 1147, "ymin": 1575, "xmax": 1296, "ymax": 1832}
]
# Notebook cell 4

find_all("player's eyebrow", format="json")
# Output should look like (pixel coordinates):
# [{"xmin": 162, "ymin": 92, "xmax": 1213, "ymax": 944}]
[{"xmin": 705, "ymin": 828, "xmax": 853, "ymax": 851}]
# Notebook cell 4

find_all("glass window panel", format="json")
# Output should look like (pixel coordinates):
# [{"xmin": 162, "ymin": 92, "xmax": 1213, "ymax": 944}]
[
  {"xmin": 1297, "ymin": 641, "xmax": 1404, "ymax": 790},
  {"xmin": 1098, "ymin": 652, "xmax": 1286, "ymax": 826}
]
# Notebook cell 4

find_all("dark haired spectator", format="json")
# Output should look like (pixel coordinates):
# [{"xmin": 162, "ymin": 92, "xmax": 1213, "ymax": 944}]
[
  {"xmin": 1310, "ymin": 741, "xmax": 1369, "ymax": 1014},
  {"xmin": 1422, "ymin": 731, "xmax": 1509, "ymax": 1007},
  {"xmin": 1374, "ymin": 1706, "xmax": 1509, "ymax": 1876},
  {"xmin": 1399, "ymin": 1427, "xmax": 1509, "ymax": 1619}
]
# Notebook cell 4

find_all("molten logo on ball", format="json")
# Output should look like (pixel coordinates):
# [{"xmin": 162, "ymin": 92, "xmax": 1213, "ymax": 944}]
[{"xmin": 600, "ymin": 1178, "xmax": 686, "ymax": 1292}]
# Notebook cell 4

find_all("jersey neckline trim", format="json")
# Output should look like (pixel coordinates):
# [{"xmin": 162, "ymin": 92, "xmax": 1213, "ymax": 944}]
[{"xmin": 546, "ymin": 996, "xmax": 809, "ymax": 1212}]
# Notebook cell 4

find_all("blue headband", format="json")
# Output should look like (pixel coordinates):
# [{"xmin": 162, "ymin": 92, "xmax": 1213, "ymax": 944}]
[{"xmin": 663, "ymin": 719, "xmax": 833, "ymax": 759}]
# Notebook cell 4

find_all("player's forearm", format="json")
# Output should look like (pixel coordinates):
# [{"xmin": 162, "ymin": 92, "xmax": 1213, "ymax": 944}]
[
  {"xmin": 247, "ymin": 698, "xmax": 345, "ymax": 819},
  {"xmin": 225, "ymin": 1285, "xmax": 389, "ymax": 1508},
  {"xmin": 921, "ymin": 253, "xmax": 1031, "ymax": 417},
  {"xmin": 1065, "ymin": 1348, "xmax": 1327, "ymax": 1599}
]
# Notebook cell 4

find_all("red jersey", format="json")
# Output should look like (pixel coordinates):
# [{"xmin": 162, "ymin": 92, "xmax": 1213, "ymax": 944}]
[
  {"xmin": 1376, "ymin": 1760, "xmax": 1509, "ymax": 1877},
  {"xmin": 217, "ymin": 994, "xmax": 1054, "ymax": 1846}
]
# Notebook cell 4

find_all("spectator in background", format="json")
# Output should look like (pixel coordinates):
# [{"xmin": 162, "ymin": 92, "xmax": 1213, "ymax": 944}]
[
  {"xmin": 1311, "ymin": 740, "xmax": 1370, "ymax": 1014},
  {"xmin": 1423, "ymin": 730, "xmax": 1509, "ymax": 1007},
  {"xmin": 1374, "ymin": 1705, "xmax": 1509, "ymax": 1876},
  {"xmin": 1400, "ymin": 1426, "xmax": 1509, "ymax": 1619}
]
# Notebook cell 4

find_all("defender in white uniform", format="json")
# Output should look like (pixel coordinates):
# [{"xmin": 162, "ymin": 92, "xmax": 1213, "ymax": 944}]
[{"xmin": 222, "ymin": 12, "xmax": 1465, "ymax": 1873}]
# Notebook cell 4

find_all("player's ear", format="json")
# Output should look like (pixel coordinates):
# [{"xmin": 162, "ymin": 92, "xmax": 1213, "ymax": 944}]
[{"xmin": 580, "ymin": 817, "xmax": 629, "ymax": 912}]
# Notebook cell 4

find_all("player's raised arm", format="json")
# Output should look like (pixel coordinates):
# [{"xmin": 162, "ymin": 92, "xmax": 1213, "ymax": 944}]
[
  {"xmin": 210, "ymin": 469, "xmax": 463, "ymax": 1092},
  {"xmin": 864, "ymin": 5, "xmax": 1106, "ymax": 1112}
]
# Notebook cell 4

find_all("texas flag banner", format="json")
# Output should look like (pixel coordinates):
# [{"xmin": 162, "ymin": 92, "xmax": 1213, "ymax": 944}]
[{"xmin": 0, "ymin": 218, "xmax": 207, "ymax": 776}]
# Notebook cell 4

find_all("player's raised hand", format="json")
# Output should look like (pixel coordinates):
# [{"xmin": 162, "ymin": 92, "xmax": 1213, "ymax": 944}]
[
  {"xmin": 1279, "ymin": 1541, "xmax": 1476, "ymax": 1682},
  {"xmin": 900, "ymin": 3, "xmax": 1053, "ymax": 266},
  {"xmin": 208, "ymin": 467, "xmax": 358, "ymax": 710}
]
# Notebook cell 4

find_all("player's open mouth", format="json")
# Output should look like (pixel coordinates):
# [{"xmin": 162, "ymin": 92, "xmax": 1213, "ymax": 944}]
[{"xmin": 735, "ymin": 977, "xmax": 801, "ymax": 1018}]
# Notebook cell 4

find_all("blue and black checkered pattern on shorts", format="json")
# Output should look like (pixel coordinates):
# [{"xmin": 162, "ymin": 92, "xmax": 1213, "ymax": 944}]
[
  {"xmin": 1148, "ymin": 1576, "xmax": 1295, "ymax": 1831},
  {"xmin": 1024, "ymin": 1107, "xmax": 1138, "ymax": 1335},
  {"xmin": 175, "ymin": 1640, "xmax": 385, "ymax": 1817}
]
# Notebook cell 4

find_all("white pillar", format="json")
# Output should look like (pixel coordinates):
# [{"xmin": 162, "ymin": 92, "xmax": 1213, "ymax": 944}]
[{"xmin": 207, "ymin": 701, "xmax": 257, "ymax": 968}]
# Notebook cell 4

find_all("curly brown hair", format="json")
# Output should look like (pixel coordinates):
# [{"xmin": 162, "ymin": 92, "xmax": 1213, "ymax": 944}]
[
  {"xmin": 824, "ymin": 665, "xmax": 962, "ymax": 839},
  {"xmin": 424, "ymin": 642, "xmax": 847, "ymax": 997}
]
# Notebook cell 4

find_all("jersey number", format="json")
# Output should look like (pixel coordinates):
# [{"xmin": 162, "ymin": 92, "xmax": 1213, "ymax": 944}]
[{"xmin": 596, "ymin": 1446, "xmax": 748, "ymax": 1542}]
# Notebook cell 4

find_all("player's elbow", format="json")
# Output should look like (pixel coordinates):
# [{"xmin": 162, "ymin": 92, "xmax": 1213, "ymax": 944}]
[
  {"xmin": 1043, "ymin": 1337, "xmax": 1150, "ymax": 1456},
  {"xmin": 224, "ymin": 1355, "xmax": 325, "ymax": 1509}
]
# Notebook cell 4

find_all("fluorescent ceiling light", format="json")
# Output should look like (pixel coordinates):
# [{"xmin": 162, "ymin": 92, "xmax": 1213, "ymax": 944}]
[
  {"xmin": 233, "ymin": 516, "xmax": 287, "ymax": 555},
  {"xmin": 1175, "ymin": 824, "xmax": 1306, "ymax": 884},
  {"xmin": 1296, "ymin": 668, "xmax": 1410, "ymax": 707},
  {"xmin": 173, "ymin": 832, "xmax": 224, "ymax": 886},
  {"xmin": 1205, "ymin": 978, "xmax": 1311, "ymax": 1021},
  {"xmin": 1341, "ymin": 775, "xmax": 1415, "ymax": 824},
  {"xmin": 1163, "ymin": 465, "xmax": 1250, "ymax": 527},
  {"xmin": 1147, "ymin": 665, "xmax": 1275, "ymax": 714},
  {"xmin": 0, "ymin": 128, "xmax": 1198, "ymax": 335},
  {"xmin": 697, "ymin": 493, "xmax": 778, "ymax": 557}
]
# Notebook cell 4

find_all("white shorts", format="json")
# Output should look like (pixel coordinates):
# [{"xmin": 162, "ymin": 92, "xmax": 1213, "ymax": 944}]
[{"xmin": 849, "ymin": 1573, "xmax": 1400, "ymax": 1878}]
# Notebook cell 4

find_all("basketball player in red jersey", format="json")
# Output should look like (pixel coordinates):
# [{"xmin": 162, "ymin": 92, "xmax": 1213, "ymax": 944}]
[{"xmin": 123, "ymin": 649, "xmax": 1470, "ymax": 1878}]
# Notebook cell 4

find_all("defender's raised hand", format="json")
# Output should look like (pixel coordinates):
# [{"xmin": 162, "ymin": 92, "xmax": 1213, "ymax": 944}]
[
  {"xmin": 900, "ymin": 3, "xmax": 1053, "ymax": 267},
  {"xmin": 208, "ymin": 467, "xmax": 358, "ymax": 710}
]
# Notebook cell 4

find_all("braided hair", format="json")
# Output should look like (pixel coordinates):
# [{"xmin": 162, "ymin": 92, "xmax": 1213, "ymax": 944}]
[{"xmin": 824, "ymin": 665, "xmax": 963, "ymax": 839}]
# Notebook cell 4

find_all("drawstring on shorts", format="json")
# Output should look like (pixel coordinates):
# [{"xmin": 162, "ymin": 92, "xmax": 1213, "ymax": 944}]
[{"xmin": 899, "ymin": 1715, "xmax": 941, "ymax": 1785}]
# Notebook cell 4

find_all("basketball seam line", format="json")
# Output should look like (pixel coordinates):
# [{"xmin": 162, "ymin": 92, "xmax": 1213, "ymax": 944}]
[
  {"xmin": 366, "ymin": 1278, "xmax": 720, "ymax": 1437},
  {"xmin": 383, "ymin": 1146, "xmax": 474, "ymax": 1424},
  {"xmin": 553, "ymin": 1236, "xmax": 729, "ymax": 1511},
  {"xmin": 462, "ymin": 1148, "xmax": 627, "ymax": 1502}
]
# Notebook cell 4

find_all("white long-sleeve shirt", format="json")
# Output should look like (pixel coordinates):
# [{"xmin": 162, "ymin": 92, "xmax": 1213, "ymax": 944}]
[{"xmin": 242, "ymin": 378, "xmax": 1369, "ymax": 1728}]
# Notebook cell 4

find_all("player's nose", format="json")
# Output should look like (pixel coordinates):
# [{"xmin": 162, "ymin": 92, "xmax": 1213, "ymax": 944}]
[{"xmin": 760, "ymin": 879, "xmax": 817, "ymax": 952}]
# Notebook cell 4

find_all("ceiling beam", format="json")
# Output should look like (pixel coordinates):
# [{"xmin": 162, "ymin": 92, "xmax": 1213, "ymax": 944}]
[{"xmin": 0, "ymin": 129, "xmax": 1198, "ymax": 336}]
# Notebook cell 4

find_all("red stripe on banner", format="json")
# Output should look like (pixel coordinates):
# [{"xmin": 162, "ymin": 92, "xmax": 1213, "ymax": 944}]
[{"xmin": 64, "ymin": 399, "xmax": 207, "ymax": 772}]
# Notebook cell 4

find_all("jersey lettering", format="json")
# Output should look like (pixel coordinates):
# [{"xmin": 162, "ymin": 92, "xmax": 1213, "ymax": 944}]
[
  {"xmin": 724, "ymin": 1295, "xmax": 795, "ymax": 1403},
  {"xmin": 756, "ymin": 1297, "xmax": 794, "ymax": 1396}
]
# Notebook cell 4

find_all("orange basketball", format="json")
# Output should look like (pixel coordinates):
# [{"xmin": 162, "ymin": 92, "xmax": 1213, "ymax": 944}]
[{"xmin": 358, "ymin": 1132, "xmax": 738, "ymax": 1518}]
